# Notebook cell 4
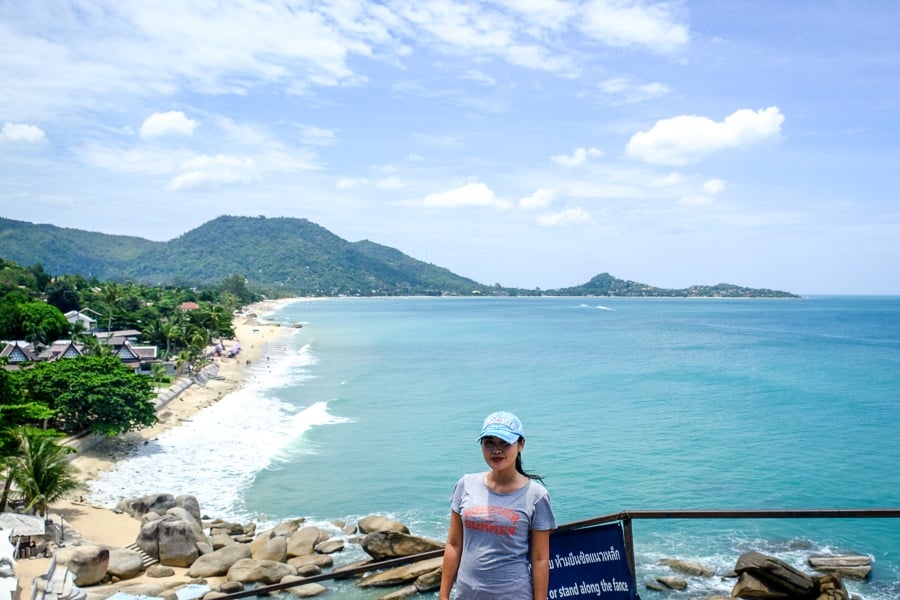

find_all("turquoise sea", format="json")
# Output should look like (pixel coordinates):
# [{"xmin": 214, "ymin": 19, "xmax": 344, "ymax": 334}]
[{"xmin": 89, "ymin": 296, "xmax": 900, "ymax": 599}]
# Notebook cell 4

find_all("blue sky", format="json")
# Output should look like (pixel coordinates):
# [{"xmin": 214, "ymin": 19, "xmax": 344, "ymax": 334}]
[{"xmin": 2, "ymin": 1, "xmax": 899, "ymax": 294}]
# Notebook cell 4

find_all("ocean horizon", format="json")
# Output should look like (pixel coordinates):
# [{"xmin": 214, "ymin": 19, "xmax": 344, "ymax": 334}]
[{"xmin": 88, "ymin": 295, "xmax": 900, "ymax": 599}]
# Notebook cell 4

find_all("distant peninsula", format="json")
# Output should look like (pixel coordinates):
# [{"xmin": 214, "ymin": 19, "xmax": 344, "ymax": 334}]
[{"xmin": 0, "ymin": 216, "xmax": 799, "ymax": 298}]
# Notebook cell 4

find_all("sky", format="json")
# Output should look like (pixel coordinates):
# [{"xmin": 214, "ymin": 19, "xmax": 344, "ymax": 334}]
[{"xmin": 2, "ymin": 1, "xmax": 899, "ymax": 295}]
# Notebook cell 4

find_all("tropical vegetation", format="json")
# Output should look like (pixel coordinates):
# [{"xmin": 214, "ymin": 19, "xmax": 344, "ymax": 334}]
[{"xmin": 0, "ymin": 256, "xmax": 259, "ymax": 514}]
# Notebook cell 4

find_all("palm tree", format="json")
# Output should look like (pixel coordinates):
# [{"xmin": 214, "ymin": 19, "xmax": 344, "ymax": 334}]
[
  {"xmin": 8, "ymin": 427, "xmax": 78, "ymax": 517},
  {"xmin": 101, "ymin": 282, "xmax": 122, "ymax": 343}
]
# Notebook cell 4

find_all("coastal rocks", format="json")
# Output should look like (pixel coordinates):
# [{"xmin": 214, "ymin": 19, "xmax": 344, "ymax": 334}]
[
  {"xmin": 360, "ymin": 531, "xmax": 445, "ymax": 561},
  {"xmin": 808, "ymin": 554, "xmax": 873, "ymax": 580},
  {"xmin": 357, "ymin": 556, "xmax": 443, "ymax": 588},
  {"xmin": 116, "ymin": 493, "xmax": 177, "ymax": 518},
  {"xmin": 138, "ymin": 510, "xmax": 210, "ymax": 567},
  {"xmin": 188, "ymin": 544, "xmax": 252, "ymax": 577},
  {"xmin": 286, "ymin": 527, "xmax": 331, "ymax": 557},
  {"xmin": 358, "ymin": 515, "xmax": 409, "ymax": 534},
  {"xmin": 146, "ymin": 564, "xmax": 176, "ymax": 578},
  {"xmin": 658, "ymin": 557, "xmax": 715, "ymax": 578},
  {"xmin": 68, "ymin": 546, "xmax": 110, "ymax": 586},
  {"xmin": 227, "ymin": 557, "xmax": 297, "ymax": 584},
  {"xmin": 106, "ymin": 548, "xmax": 145, "ymax": 580},
  {"xmin": 280, "ymin": 576, "xmax": 327, "ymax": 598},
  {"xmin": 732, "ymin": 551, "xmax": 849, "ymax": 599}
]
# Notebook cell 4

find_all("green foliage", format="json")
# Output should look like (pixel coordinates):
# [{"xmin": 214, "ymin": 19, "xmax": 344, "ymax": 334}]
[
  {"xmin": 45, "ymin": 279, "xmax": 81, "ymax": 312},
  {"xmin": 18, "ymin": 355, "xmax": 157, "ymax": 436},
  {"xmin": 7, "ymin": 427, "xmax": 78, "ymax": 516},
  {"xmin": 0, "ymin": 297, "xmax": 71, "ymax": 342}
]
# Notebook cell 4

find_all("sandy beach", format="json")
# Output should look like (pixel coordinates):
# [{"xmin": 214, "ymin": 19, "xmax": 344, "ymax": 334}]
[{"xmin": 13, "ymin": 298, "xmax": 302, "ymax": 594}]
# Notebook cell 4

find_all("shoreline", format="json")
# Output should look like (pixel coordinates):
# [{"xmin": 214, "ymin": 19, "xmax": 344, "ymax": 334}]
[{"xmin": 13, "ymin": 297, "xmax": 303, "ymax": 591}]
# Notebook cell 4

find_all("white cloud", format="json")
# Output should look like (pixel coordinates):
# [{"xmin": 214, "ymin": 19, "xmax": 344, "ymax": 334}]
[
  {"xmin": 704, "ymin": 178, "xmax": 725, "ymax": 195},
  {"xmin": 168, "ymin": 154, "xmax": 259, "ymax": 190},
  {"xmin": 535, "ymin": 206, "xmax": 592, "ymax": 226},
  {"xmin": 579, "ymin": 0, "xmax": 689, "ymax": 54},
  {"xmin": 377, "ymin": 176, "xmax": 405, "ymax": 190},
  {"xmin": 336, "ymin": 176, "xmax": 369, "ymax": 189},
  {"xmin": 551, "ymin": 147, "xmax": 603, "ymax": 167},
  {"xmin": 0, "ymin": 122, "xmax": 46, "ymax": 144},
  {"xmin": 519, "ymin": 188, "xmax": 558, "ymax": 210},
  {"xmin": 650, "ymin": 171, "xmax": 684, "ymax": 187},
  {"xmin": 598, "ymin": 77, "xmax": 670, "ymax": 103},
  {"xmin": 626, "ymin": 106, "xmax": 785, "ymax": 165},
  {"xmin": 139, "ymin": 111, "xmax": 198, "ymax": 139},
  {"xmin": 299, "ymin": 125, "xmax": 336, "ymax": 145},
  {"xmin": 422, "ymin": 182, "xmax": 512, "ymax": 209}
]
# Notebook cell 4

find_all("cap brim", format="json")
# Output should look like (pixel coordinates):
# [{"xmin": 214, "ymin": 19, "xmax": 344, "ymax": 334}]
[{"xmin": 477, "ymin": 428, "xmax": 521, "ymax": 444}]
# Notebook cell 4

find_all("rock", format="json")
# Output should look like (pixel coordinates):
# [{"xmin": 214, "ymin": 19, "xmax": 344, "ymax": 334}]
[
  {"xmin": 167, "ymin": 507, "xmax": 204, "ymax": 538},
  {"xmin": 210, "ymin": 534, "xmax": 235, "ymax": 550},
  {"xmin": 732, "ymin": 571, "xmax": 780, "ymax": 599},
  {"xmin": 287, "ymin": 527, "xmax": 330, "ymax": 557},
  {"xmin": 361, "ymin": 531, "xmax": 444, "ymax": 561},
  {"xmin": 643, "ymin": 579, "xmax": 667, "ymax": 592},
  {"xmin": 287, "ymin": 554, "xmax": 333, "ymax": 571},
  {"xmin": 734, "ymin": 551, "xmax": 817, "ymax": 598},
  {"xmin": 202, "ymin": 592, "xmax": 228, "ymax": 600},
  {"xmin": 188, "ymin": 544, "xmax": 252, "ymax": 577},
  {"xmin": 414, "ymin": 567, "xmax": 442, "ymax": 592},
  {"xmin": 216, "ymin": 581, "xmax": 244, "ymax": 594},
  {"xmin": 655, "ymin": 575, "xmax": 687, "ymax": 590},
  {"xmin": 280, "ymin": 575, "xmax": 328, "ymax": 597},
  {"xmin": 358, "ymin": 515, "xmax": 409, "ymax": 534},
  {"xmin": 118, "ymin": 493, "xmax": 177, "ymax": 518},
  {"xmin": 107, "ymin": 548, "xmax": 145, "ymax": 580},
  {"xmin": 254, "ymin": 536, "xmax": 288, "ymax": 562},
  {"xmin": 295, "ymin": 564, "xmax": 322, "ymax": 577},
  {"xmin": 379, "ymin": 585, "xmax": 418, "ymax": 600},
  {"xmin": 659, "ymin": 557, "xmax": 715, "ymax": 577},
  {"xmin": 808, "ymin": 555, "xmax": 872, "ymax": 580},
  {"xmin": 272, "ymin": 519, "xmax": 305, "ymax": 537},
  {"xmin": 227, "ymin": 558, "xmax": 297, "ymax": 584},
  {"xmin": 69, "ymin": 545, "xmax": 110, "ymax": 586},
  {"xmin": 158, "ymin": 516, "xmax": 201, "ymax": 567},
  {"xmin": 146, "ymin": 565, "xmax": 176, "ymax": 578},
  {"xmin": 314, "ymin": 539, "xmax": 345, "ymax": 554},
  {"xmin": 357, "ymin": 557, "xmax": 444, "ymax": 588},
  {"xmin": 817, "ymin": 574, "xmax": 850, "ymax": 600},
  {"xmin": 175, "ymin": 495, "xmax": 202, "ymax": 523}
]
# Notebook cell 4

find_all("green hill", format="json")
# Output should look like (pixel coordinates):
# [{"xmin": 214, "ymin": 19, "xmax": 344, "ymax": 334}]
[{"xmin": 0, "ymin": 216, "xmax": 798, "ymax": 298}]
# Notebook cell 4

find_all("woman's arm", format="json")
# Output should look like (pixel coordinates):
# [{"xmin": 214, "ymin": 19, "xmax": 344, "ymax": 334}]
[
  {"xmin": 530, "ymin": 529, "xmax": 552, "ymax": 600},
  {"xmin": 439, "ymin": 511, "xmax": 464, "ymax": 600}
]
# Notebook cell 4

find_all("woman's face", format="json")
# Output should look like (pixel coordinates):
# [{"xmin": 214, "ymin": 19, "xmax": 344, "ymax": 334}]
[{"xmin": 480, "ymin": 436, "xmax": 524, "ymax": 471}]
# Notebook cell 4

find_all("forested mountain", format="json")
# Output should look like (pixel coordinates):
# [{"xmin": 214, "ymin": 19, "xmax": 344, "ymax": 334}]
[
  {"xmin": 0, "ymin": 216, "xmax": 488, "ymax": 296},
  {"xmin": 0, "ymin": 216, "xmax": 799, "ymax": 297}
]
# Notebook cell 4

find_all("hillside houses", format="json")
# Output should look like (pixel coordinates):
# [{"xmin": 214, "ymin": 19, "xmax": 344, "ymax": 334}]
[{"xmin": 1, "ymin": 315, "xmax": 161, "ymax": 373}]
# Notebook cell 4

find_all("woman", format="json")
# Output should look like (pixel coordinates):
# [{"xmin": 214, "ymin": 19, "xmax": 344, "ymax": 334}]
[{"xmin": 440, "ymin": 411, "xmax": 556, "ymax": 600}]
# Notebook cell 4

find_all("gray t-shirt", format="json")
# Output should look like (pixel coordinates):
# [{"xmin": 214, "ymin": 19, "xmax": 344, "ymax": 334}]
[{"xmin": 450, "ymin": 473, "xmax": 556, "ymax": 599}]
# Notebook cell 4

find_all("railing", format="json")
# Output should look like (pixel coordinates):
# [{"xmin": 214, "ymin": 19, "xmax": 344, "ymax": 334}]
[{"xmin": 210, "ymin": 508, "xmax": 900, "ymax": 600}]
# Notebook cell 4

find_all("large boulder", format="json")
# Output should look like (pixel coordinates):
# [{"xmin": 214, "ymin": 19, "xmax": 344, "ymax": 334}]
[
  {"xmin": 107, "ymin": 548, "xmax": 145, "ymax": 580},
  {"xmin": 286, "ymin": 527, "xmax": 330, "ymax": 557},
  {"xmin": 732, "ymin": 551, "xmax": 848, "ymax": 600},
  {"xmin": 659, "ymin": 558, "xmax": 715, "ymax": 577},
  {"xmin": 175, "ymin": 495, "xmax": 202, "ymax": 523},
  {"xmin": 357, "ymin": 557, "xmax": 444, "ymax": 588},
  {"xmin": 358, "ymin": 515, "xmax": 409, "ymax": 534},
  {"xmin": 280, "ymin": 575, "xmax": 327, "ymax": 598},
  {"xmin": 68, "ymin": 545, "xmax": 110, "ymax": 586},
  {"xmin": 360, "ymin": 531, "xmax": 444, "ymax": 560},
  {"xmin": 808, "ymin": 555, "xmax": 872, "ymax": 580},
  {"xmin": 158, "ymin": 517, "xmax": 201, "ymax": 567},
  {"xmin": 188, "ymin": 544, "xmax": 252, "ymax": 578},
  {"xmin": 227, "ymin": 558, "xmax": 296, "ymax": 584},
  {"xmin": 117, "ymin": 493, "xmax": 177, "ymax": 518},
  {"xmin": 734, "ymin": 551, "xmax": 817, "ymax": 597},
  {"xmin": 254, "ymin": 536, "xmax": 288, "ymax": 562}
]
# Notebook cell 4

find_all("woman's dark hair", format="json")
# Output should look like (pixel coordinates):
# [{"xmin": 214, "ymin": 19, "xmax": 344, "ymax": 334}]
[{"xmin": 515, "ymin": 438, "xmax": 545, "ymax": 484}]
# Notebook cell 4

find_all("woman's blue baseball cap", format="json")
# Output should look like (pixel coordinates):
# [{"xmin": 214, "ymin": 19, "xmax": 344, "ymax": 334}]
[{"xmin": 477, "ymin": 411, "xmax": 525, "ymax": 443}]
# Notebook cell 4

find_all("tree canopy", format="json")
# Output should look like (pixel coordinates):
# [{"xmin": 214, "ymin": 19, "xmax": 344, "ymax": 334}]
[{"xmin": 16, "ymin": 356, "xmax": 157, "ymax": 436}]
